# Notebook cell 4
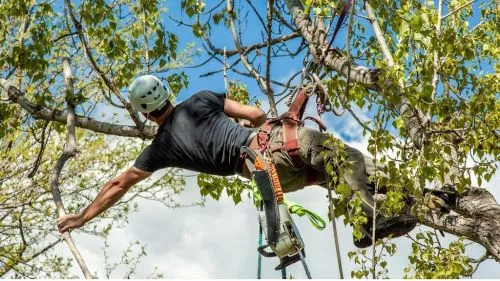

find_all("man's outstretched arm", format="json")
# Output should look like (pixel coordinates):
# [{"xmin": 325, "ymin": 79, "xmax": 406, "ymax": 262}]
[
  {"xmin": 223, "ymin": 98, "xmax": 267, "ymax": 127},
  {"xmin": 57, "ymin": 167, "xmax": 152, "ymax": 233}
]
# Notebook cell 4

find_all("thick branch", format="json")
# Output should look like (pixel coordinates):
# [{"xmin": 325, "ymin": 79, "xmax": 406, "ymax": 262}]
[
  {"xmin": 420, "ymin": 188, "xmax": 500, "ymax": 261},
  {"xmin": 1, "ymin": 80, "xmax": 156, "ymax": 139},
  {"xmin": 49, "ymin": 57, "xmax": 92, "ymax": 278},
  {"xmin": 364, "ymin": 1, "xmax": 430, "ymax": 148},
  {"xmin": 284, "ymin": 0, "xmax": 380, "ymax": 89}
]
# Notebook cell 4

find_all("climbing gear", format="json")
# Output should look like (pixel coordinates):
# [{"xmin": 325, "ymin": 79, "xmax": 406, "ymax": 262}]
[
  {"xmin": 128, "ymin": 75, "xmax": 172, "ymax": 113},
  {"xmin": 257, "ymin": 89, "xmax": 326, "ymax": 186},
  {"xmin": 353, "ymin": 214, "xmax": 417, "ymax": 248},
  {"xmin": 241, "ymin": 146, "xmax": 312, "ymax": 279}
]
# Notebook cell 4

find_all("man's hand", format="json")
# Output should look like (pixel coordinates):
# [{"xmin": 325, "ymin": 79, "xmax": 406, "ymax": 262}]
[
  {"xmin": 55, "ymin": 167, "xmax": 152, "ymax": 234},
  {"xmin": 57, "ymin": 213, "xmax": 86, "ymax": 233},
  {"xmin": 239, "ymin": 119, "xmax": 253, "ymax": 128}
]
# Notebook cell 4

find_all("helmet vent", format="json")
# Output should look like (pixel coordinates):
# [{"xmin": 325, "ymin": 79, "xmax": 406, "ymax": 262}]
[
  {"xmin": 141, "ymin": 95, "xmax": 146, "ymax": 98},
  {"xmin": 141, "ymin": 104, "xmax": 147, "ymax": 109},
  {"xmin": 147, "ymin": 91, "xmax": 152, "ymax": 95}
]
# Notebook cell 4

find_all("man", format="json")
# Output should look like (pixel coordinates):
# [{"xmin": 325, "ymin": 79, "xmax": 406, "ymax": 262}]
[{"xmin": 57, "ymin": 75, "xmax": 415, "ymax": 248}]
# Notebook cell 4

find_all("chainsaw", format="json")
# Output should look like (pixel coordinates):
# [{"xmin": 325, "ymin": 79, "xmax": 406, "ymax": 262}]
[{"xmin": 240, "ymin": 146, "xmax": 311, "ymax": 278}]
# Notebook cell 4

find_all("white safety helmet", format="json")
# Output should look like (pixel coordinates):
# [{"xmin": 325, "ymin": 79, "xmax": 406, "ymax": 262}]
[{"xmin": 128, "ymin": 75, "xmax": 172, "ymax": 113}]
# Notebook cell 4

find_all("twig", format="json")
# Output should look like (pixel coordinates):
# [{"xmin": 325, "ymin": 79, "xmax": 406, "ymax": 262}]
[
  {"xmin": 27, "ymin": 121, "xmax": 50, "ymax": 178},
  {"xmin": 226, "ymin": 0, "xmax": 277, "ymax": 116},
  {"xmin": 206, "ymin": 32, "xmax": 300, "ymax": 57},
  {"xmin": 441, "ymin": 0, "xmax": 477, "ymax": 20},
  {"xmin": 223, "ymin": 47, "xmax": 229, "ymax": 92},
  {"xmin": 266, "ymin": 0, "xmax": 274, "ymax": 103},
  {"xmin": 467, "ymin": 251, "xmax": 491, "ymax": 276},
  {"xmin": 245, "ymin": 0, "xmax": 267, "ymax": 30}
]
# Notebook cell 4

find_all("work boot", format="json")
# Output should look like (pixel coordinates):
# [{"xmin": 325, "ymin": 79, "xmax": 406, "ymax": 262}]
[{"xmin": 353, "ymin": 214, "xmax": 417, "ymax": 248}]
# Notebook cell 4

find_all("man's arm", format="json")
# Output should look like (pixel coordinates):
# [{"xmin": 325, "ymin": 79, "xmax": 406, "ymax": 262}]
[
  {"xmin": 223, "ymin": 98, "xmax": 267, "ymax": 127},
  {"xmin": 57, "ymin": 167, "xmax": 152, "ymax": 233}
]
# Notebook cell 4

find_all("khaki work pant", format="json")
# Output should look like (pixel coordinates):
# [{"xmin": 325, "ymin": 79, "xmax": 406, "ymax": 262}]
[{"xmin": 268, "ymin": 125, "xmax": 377, "ymax": 217}]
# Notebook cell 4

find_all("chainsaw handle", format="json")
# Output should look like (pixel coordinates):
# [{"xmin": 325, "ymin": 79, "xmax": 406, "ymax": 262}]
[{"xmin": 258, "ymin": 244, "xmax": 277, "ymax": 257}]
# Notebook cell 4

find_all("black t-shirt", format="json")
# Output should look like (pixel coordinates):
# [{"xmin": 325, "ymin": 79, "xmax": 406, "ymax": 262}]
[{"xmin": 134, "ymin": 90, "xmax": 253, "ymax": 176}]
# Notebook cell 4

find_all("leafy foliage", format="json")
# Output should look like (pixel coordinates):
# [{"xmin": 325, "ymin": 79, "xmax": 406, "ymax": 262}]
[{"xmin": 405, "ymin": 233, "xmax": 473, "ymax": 278}]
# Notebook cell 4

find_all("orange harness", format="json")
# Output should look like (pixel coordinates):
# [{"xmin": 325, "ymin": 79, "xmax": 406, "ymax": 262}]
[{"xmin": 257, "ymin": 90, "xmax": 327, "ymax": 185}]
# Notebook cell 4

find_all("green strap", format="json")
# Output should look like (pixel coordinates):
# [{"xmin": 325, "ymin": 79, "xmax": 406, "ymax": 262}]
[
  {"xmin": 284, "ymin": 199, "xmax": 326, "ymax": 230},
  {"xmin": 251, "ymin": 180, "xmax": 325, "ymax": 230}
]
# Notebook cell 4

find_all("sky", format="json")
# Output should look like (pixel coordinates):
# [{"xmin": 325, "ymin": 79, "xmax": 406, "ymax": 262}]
[{"xmin": 44, "ymin": 0, "xmax": 500, "ymax": 279}]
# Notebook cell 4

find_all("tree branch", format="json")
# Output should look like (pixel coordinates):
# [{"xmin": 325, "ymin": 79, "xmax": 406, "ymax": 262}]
[
  {"xmin": 266, "ymin": 0, "xmax": 274, "ymax": 102},
  {"xmin": 227, "ymin": 0, "xmax": 278, "ymax": 116},
  {"xmin": 364, "ymin": 1, "xmax": 430, "ymax": 148},
  {"xmin": 49, "ymin": 58, "xmax": 92, "ymax": 278},
  {"xmin": 441, "ymin": 0, "xmax": 478, "ymax": 20},
  {"xmin": 284, "ymin": 0, "xmax": 380, "ymax": 89},
  {"xmin": 1, "ymin": 80, "xmax": 156, "ymax": 139}
]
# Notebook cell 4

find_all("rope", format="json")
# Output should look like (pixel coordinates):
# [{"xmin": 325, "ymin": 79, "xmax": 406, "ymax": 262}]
[
  {"xmin": 284, "ymin": 199, "xmax": 326, "ymax": 230},
  {"xmin": 327, "ymin": 187, "xmax": 344, "ymax": 279},
  {"xmin": 257, "ymin": 203, "xmax": 263, "ymax": 279}
]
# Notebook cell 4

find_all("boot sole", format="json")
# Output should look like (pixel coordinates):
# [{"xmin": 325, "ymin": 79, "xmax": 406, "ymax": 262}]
[{"xmin": 354, "ymin": 215, "xmax": 417, "ymax": 248}]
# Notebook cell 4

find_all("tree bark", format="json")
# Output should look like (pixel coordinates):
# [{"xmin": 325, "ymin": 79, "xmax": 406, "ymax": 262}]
[{"xmin": 422, "ymin": 188, "xmax": 500, "ymax": 261}]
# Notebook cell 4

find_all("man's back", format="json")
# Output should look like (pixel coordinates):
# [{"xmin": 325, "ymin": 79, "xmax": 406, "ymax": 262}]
[{"xmin": 134, "ymin": 91, "xmax": 254, "ymax": 175}]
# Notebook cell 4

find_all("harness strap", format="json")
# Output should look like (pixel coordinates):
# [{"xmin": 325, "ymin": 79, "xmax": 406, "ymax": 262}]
[
  {"xmin": 256, "ymin": 90, "xmax": 324, "ymax": 186},
  {"xmin": 288, "ymin": 90, "xmax": 309, "ymax": 120}
]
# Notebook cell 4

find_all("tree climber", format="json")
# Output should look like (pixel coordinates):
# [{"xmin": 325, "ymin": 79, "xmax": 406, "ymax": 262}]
[{"xmin": 57, "ymin": 75, "xmax": 416, "ymax": 248}]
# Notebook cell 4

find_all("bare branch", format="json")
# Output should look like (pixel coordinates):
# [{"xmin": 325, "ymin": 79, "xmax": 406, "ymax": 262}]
[
  {"xmin": 265, "ymin": 0, "xmax": 274, "ymax": 100},
  {"xmin": 244, "ymin": 0, "xmax": 267, "ymax": 30},
  {"xmin": 1, "ymin": 80, "xmax": 155, "ymax": 139},
  {"xmin": 441, "ymin": 0, "xmax": 478, "ymax": 20},
  {"xmin": 48, "ymin": 57, "xmax": 92, "ymax": 279},
  {"xmin": 207, "ymin": 32, "xmax": 300, "ymax": 57},
  {"xmin": 227, "ymin": 0, "xmax": 278, "ymax": 116}
]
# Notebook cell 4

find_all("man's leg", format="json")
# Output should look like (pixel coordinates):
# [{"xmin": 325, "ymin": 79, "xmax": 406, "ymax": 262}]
[
  {"xmin": 294, "ymin": 127, "xmax": 376, "ymax": 217},
  {"xmin": 268, "ymin": 126, "xmax": 416, "ymax": 247}
]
